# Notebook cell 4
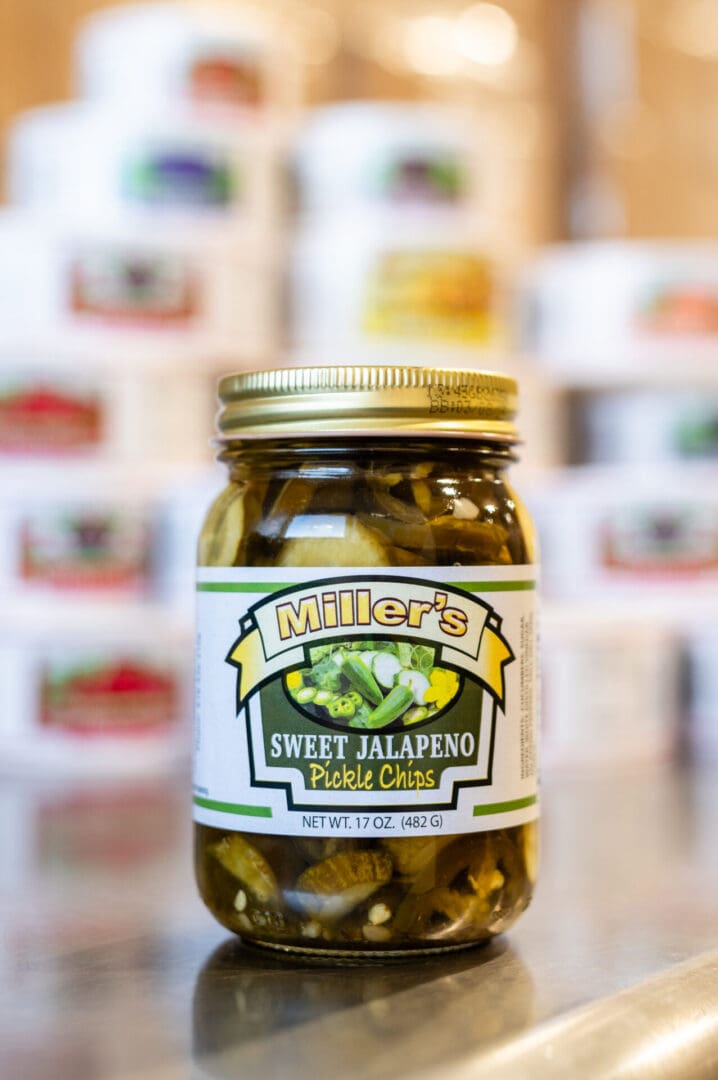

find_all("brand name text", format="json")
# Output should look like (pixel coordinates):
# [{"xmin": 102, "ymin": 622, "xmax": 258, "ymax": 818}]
[{"xmin": 276, "ymin": 588, "xmax": 467, "ymax": 642}]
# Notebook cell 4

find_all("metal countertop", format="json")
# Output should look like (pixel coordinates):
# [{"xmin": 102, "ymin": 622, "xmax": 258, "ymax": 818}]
[{"xmin": 1, "ymin": 762, "xmax": 717, "ymax": 1079}]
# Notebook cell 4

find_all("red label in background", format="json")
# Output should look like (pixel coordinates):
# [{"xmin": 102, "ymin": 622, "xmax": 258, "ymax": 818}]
[
  {"xmin": 0, "ymin": 385, "xmax": 103, "ymax": 453},
  {"xmin": 69, "ymin": 251, "xmax": 199, "ymax": 326},
  {"xmin": 601, "ymin": 512, "xmax": 718, "ymax": 575},
  {"xmin": 188, "ymin": 53, "xmax": 263, "ymax": 107},
  {"xmin": 40, "ymin": 660, "xmax": 179, "ymax": 735},
  {"xmin": 19, "ymin": 513, "xmax": 150, "ymax": 592},
  {"xmin": 638, "ymin": 286, "xmax": 718, "ymax": 335}
]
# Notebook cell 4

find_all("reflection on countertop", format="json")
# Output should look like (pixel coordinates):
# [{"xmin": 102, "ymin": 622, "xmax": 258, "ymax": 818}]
[
  {"xmin": 0, "ymin": 762, "xmax": 717, "ymax": 1079},
  {"xmin": 193, "ymin": 938, "xmax": 534, "ymax": 1080}
]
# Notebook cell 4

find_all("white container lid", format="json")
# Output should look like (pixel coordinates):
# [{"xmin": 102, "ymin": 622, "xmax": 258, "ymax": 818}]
[
  {"xmin": 0, "ymin": 341, "xmax": 270, "ymax": 376},
  {"xmin": 76, "ymin": 1, "xmax": 302, "ymax": 112}
]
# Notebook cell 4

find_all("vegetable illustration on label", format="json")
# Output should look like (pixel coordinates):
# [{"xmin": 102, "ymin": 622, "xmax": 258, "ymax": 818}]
[{"xmin": 283, "ymin": 641, "xmax": 458, "ymax": 731}]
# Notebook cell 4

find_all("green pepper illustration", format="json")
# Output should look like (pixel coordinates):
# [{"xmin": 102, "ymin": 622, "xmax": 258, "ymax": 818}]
[
  {"xmin": 327, "ymin": 695, "xmax": 356, "ymax": 719},
  {"xmin": 342, "ymin": 655, "xmax": 383, "ymax": 706},
  {"xmin": 366, "ymin": 684, "xmax": 414, "ymax": 728},
  {"xmin": 293, "ymin": 686, "xmax": 317, "ymax": 705}
]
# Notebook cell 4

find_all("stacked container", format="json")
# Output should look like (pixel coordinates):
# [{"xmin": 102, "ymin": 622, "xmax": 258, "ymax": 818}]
[
  {"xmin": 0, "ymin": 1, "xmax": 301, "ymax": 773},
  {"xmin": 291, "ymin": 103, "xmax": 507, "ymax": 362},
  {"xmin": 289, "ymin": 102, "xmax": 565, "ymax": 471},
  {"xmin": 523, "ymin": 241, "xmax": 718, "ymax": 766}
]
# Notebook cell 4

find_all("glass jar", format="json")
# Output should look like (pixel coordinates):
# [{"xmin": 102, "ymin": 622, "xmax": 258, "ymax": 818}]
[{"xmin": 194, "ymin": 366, "xmax": 538, "ymax": 957}]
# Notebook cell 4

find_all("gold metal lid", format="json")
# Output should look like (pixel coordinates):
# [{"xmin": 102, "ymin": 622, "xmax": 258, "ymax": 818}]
[{"xmin": 216, "ymin": 366, "xmax": 519, "ymax": 442}]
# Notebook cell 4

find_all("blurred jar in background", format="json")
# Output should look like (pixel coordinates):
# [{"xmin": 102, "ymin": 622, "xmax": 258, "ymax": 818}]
[
  {"xmin": 75, "ymin": 1, "xmax": 304, "ymax": 114},
  {"xmin": 8, "ymin": 101, "xmax": 286, "ymax": 232},
  {"xmin": 524, "ymin": 242, "xmax": 718, "ymax": 374},
  {"xmin": 291, "ymin": 102, "xmax": 511, "ymax": 364}
]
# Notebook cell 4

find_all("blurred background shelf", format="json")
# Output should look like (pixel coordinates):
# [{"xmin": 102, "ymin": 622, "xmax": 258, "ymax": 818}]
[
  {"xmin": 519, "ymin": 355, "xmax": 718, "ymax": 389},
  {"xmin": 0, "ymin": 0, "xmax": 717, "ymax": 776}
]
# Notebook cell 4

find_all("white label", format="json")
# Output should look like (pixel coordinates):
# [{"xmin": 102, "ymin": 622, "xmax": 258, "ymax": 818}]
[{"xmin": 194, "ymin": 565, "xmax": 538, "ymax": 838}]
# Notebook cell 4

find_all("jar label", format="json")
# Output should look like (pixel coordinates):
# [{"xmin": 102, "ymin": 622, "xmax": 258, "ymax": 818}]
[
  {"xmin": 637, "ymin": 282, "xmax": 718, "ymax": 336},
  {"xmin": 123, "ymin": 148, "xmax": 238, "ymax": 209},
  {"xmin": 40, "ymin": 656, "xmax": 179, "ymax": 735},
  {"xmin": 194, "ymin": 565, "xmax": 538, "ymax": 838},
  {"xmin": 19, "ymin": 509, "xmax": 150, "ymax": 592},
  {"xmin": 187, "ymin": 52, "xmax": 264, "ymax": 108},
  {"xmin": 69, "ymin": 249, "xmax": 199, "ymax": 325},
  {"xmin": 0, "ymin": 380, "xmax": 103, "ymax": 453},
  {"xmin": 362, "ymin": 252, "xmax": 497, "ymax": 343},
  {"xmin": 372, "ymin": 153, "xmax": 466, "ymax": 205}
]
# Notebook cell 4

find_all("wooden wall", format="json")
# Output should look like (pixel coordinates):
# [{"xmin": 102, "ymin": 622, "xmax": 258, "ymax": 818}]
[{"xmin": 0, "ymin": 0, "xmax": 123, "ymax": 194}]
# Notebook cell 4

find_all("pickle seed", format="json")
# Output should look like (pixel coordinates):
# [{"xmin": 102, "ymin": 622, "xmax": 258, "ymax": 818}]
[
  {"xmin": 363, "ymin": 924, "xmax": 392, "ymax": 943},
  {"xmin": 368, "ymin": 902, "xmax": 392, "ymax": 926},
  {"xmin": 453, "ymin": 497, "xmax": 480, "ymax": 521},
  {"xmin": 301, "ymin": 920, "xmax": 322, "ymax": 939},
  {"xmin": 234, "ymin": 889, "xmax": 248, "ymax": 912}
]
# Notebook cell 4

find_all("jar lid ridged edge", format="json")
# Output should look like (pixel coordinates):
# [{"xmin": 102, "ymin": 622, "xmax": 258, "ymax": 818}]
[{"xmin": 216, "ymin": 365, "xmax": 519, "ymax": 441}]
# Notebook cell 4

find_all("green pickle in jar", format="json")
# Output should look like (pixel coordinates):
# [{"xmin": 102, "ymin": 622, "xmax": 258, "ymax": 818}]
[{"xmin": 194, "ymin": 366, "xmax": 539, "ymax": 957}]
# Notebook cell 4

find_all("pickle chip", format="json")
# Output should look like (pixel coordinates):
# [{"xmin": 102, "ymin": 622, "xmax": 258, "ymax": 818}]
[
  {"xmin": 197, "ymin": 484, "xmax": 246, "ymax": 566},
  {"xmin": 261, "ymin": 478, "xmax": 316, "ymax": 542},
  {"xmin": 294, "ymin": 850, "xmax": 393, "ymax": 922},
  {"xmin": 393, "ymin": 887, "xmax": 490, "ymax": 940},
  {"xmin": 428, "ymin": 519, "xmax": 509, "ymax": 559},
  {"xmin": 522, "ymin": 821, "xmax": 539, "ymax": 885},
  {"xmin": 293, "ymin": 837, "xmax": 358, "ymax": 863},
  {"xmin": 276, "ymin": 517, "xmax": 391, "ymax": 567},
  {"xmin": 381, "ymin": 836, "xmax": 456, "ymax": 878},
  {"xmin": 392, "ymin": 834, "xmax": 510, "ymax": 939},
  {"xmin": 211, "ymin": 835, "xmax": 280, "ymax": 905},
  {"xmin": 370, "ymin": 486, "xmax": 427, "ymax": 525}
]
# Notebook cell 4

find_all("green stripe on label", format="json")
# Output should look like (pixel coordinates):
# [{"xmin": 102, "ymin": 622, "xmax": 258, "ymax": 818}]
[
  {"xmin": 197, "ymin": 580, "xmax": 535, "ymax": 594},
  {"xmin": 194, "ymin": 796, "xmax": 273, "ymax": 817},
  {"xmin": 196, "ymin": 582, "xmax": 287, "ymax": 593},
  {"xmin": 457, "ymin": 581, "xmax": 536, "ymax": 593},
  {"xmin": 473, "ymin": 794, "xmax": 538, "ymax": 817}
]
